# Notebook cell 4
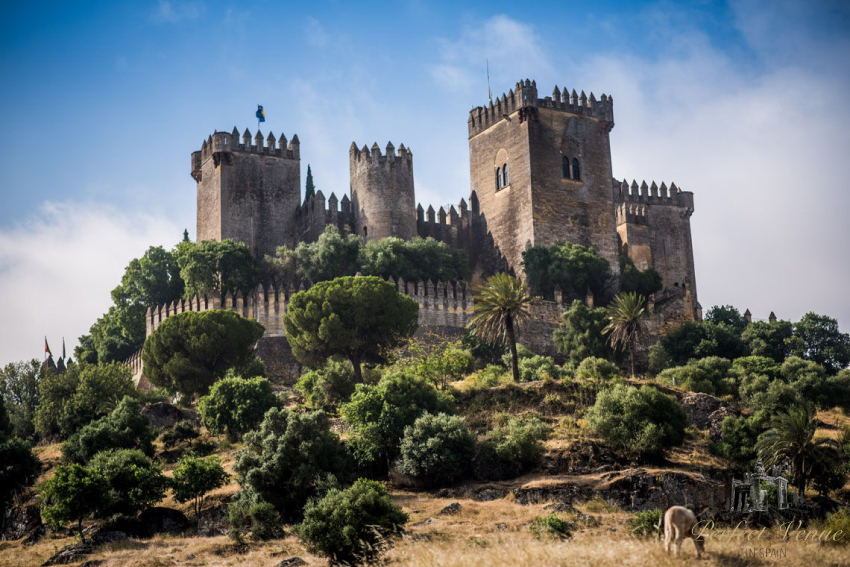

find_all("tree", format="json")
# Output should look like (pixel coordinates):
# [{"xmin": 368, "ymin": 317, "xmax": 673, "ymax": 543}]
[
  {"xmin": 468, "ymin": 273, "xmax": 533, "ymax": 383},
  {"xmin": 176, "ymin": 239, "xmax": 259, "ymax": 298},
  {"xmin": 0, "ymin": 359, "xmax": 40, "ymax": 441},
  {"xmin": 398, "ymin": 413, "xmax": 475, "ymax": 487},
  {"xmin": 791, "ymin": 313, "xmax": 850, "ymax": 374},
  {"xmin": 88, "ymin": 449, "xmax": 168, "ymax": 516},
  {"xmin": 585, "ymin": 383, "xmax": 688, "ymax": 459},
  {"xmin": 472, "ymin": 414, "xmax": 550, "ymax": 480},
  {"xmin": 710, "ymin": 411, "xmax": 770, "ymax": 467},
  {"xmin": 341, "ymin": 370, "xmax": 454, "ymax": 470},
  {"xmin": 742, "ymin": 320, "xmax": 794, "ymax": 363},
  {"xmin": 619, "ymin": 256, "xmax": 663, "ymax": 298},
  {"xmin": 233, "ymin": 408, "xmax": 348, "ymax": 521},
  {"xmin": 657, "ymin": 357, "xmax": 735, "ymax": 396},
  {"xmin": 406, "ymin": 341, "xmax": 474, "ymax": 391},
  {"xmin": 172, "ymin": 454, "xmax": 229, "ymax": 518},
  {"xmin": 305, "ymin": 164, "xmax": 316, "ymax": 200},
  {"xmin": 284, "ymin": 276, "xmax": 418, "ymax": 382},
  {"xmin": 654, "ymin": 320, "xmax": 746, "ymax": 369},
  {"xmin": 361, "ymin": 236, "xmax": 470, "ymax": 283},
  {"xmin": 295, "ymin": 359, "xmax": 358, "ymax": 410},
  {"xmin": 604, "ymin": 292, "xmax": 648, "ymax": 379},
  {"xmin": 756, "ymin": 405, "xmax": 842, "ymax": 497},
  {"xmin": 290, "ymin": 226, "xmax": 362, "ymax": 283},
  {"xmin": 0, "ymin": 398, "xmax": 39, "ymax": 514},
  {"xmin": 704, "ymin": 305, "xmax": 748, "ymax": 333},
  {"xmin": 143, "ymin": 309, "xmax": 265, "ymax": 399},
  {"xmin": 199, "ymin": 376, "xmax": 278, "ymax": 439},
  {"xmin": 296, "ymin": 478, "xmax": 408, "ymax": 565},
  {"xmin": 62, "ymin": 396, "xmax": 154, "ymax": 464},
  {"xmin": 41, "ymin": 464, "xmax": 110, "ymax": 541},
  {"xmin": 35, "ymin": 362, "xmax": 137, "ymax": 440},
  {"xmin": 522, "ymin": 242, "xmax": 612, "ymax": 302},
  {"xmin": 554, "ymin": 300, "xmax": 613, "ymax": 370}
]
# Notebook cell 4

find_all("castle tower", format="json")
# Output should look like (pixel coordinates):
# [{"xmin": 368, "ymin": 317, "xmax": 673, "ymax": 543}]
[
  {"xmin": 467, "ymin": 79, "xmax": 620, "ymax": 277},
  {"xmin": 191, "ymin": 127, "xmax": 301, "ymax": 258},
  {"xmin": 349, "ymin": 141, "xmax": 416, "ymax": 241}
]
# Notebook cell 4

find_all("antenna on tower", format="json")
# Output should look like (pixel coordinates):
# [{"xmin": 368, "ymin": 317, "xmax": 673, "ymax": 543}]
[{"xmin": 486, "ymin": 58, "xmax": 493, "ymax": 105}]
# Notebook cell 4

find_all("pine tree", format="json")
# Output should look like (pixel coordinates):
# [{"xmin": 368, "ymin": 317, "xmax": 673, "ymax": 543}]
[{"xmin": 305, "ymin": 164, "xmax": 316, "ymax": 200}]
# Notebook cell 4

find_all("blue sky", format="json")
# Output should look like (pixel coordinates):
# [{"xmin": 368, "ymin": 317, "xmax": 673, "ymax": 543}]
[{"xmin": 1, "ymin": 0, "xmax": 849, "ymax": 364}]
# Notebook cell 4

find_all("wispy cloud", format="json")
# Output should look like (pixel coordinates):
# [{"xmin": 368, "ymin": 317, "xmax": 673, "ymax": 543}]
[
  {"xmin": 151, "ymin": 0, "xmax": 205, "ymax": 24},
  {"xmin": 0, "ymin": 202, "xmax": 181, "ymax": 366}
]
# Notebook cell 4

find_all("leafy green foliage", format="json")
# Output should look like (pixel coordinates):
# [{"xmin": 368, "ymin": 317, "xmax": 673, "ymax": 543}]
[
  {"xmin": 575, "ymin": 357, "xmax": 621, "ymax": 383},
  {"xmin": 160, "ymin": 420, "xmax": 200, "ymax": 448},
  {"xmin": 143, "ymin": 309, "xmax": 265, "ymax": 398},
  {"xmin": 529, "ymin": 513, "xmax": 573, "ymax": 540},
  {"xmin": 234, "ymin": 408, "xmax": 348, "ymax": 521},
  {"xmin": 228, "ymin": 491, "xmax": 285, "ymax": 542},
  {"xmin": 88, "ymin": 449, "xmax": 168, "ymax": 516},
  {"xmin": 709, "ymin": 411, "xmax": 769, "ymax": 467},
  {"xmin": 171, "ymin": 453, "xmax": 229, "ymax": 517},
  {"xmin": 290, "ymin": 225, "xmax": 362, "ymax": 283},
  {"xmin": 296, "ymin": 478, "xmax": 408, "ymax": 564},
  {"xmin": 62, "ymin": 397, "xmax": 154, "ymax": 464},
  {"xmin": 0, "ymin": 359, "xmax": 42, "ymax": 442},
  {"xmin": 41, "ymin": 464, "xmax": 111, "ymax": 538},
  {"xmin": 619, "ymin": 256, "xmax": 662, "ymax": 298},
  {"xmin": 741, "ymin": 320, "xmax": 794, "ymax": 363},
  {"xmin": 461, "ymin": 330, "xmax": 506, "ymax": 367},
  {"xmin": 653, "ymin": 321, "xmax": 747, "ymax": 370},
  {"xmin": 0, "ymin": 405, "xmax": 39, "ymax": 513},
  {"xmin": 704, "ymin": 305, "xmax": 748, "ymax": 333},
  {"xmin": 296, "ymin": 359, "xmax": 358, "ymax": 410},
  {"xmin": 657, "ymin": 356, "xmax": 735, "ymax": 396},
  {"xmin": 473, "ymin": 414, "xmax": 550, "ymax": 480},
  {"xmin": 821, "ymin": 508, "xmax": 850, "ymax": 547},
  {"xmin": 176, "ymin": 239, "xmax": 259, "ymax": 298},
  {"xmin": 604, "ymin": 292, "xmax": 649, "ymax": 378},
  {"xmin": 404, "ymin": 341, "xmax": 475, "ymax": 391},
  {"xmin": 553, "ymin": 300, "xmax": 613, "ymax": 370},
  {"xmin": 522, "ymin": 242, "xmax": 612, "ymax": 303},
  {"xmin": 198, "ymin": 376, "xmax": 277, "ymax": 438},
  {"xmin": 284, "ymin": 276, "xmax": 418, "ymax": 381},
  {"xmin": 501, "ymin": 345, "xmax": 559, "ymax": 382},
  {"xmin": 791, "ymin": 312, "xmax": 850, "ymax": 374},
  {"xmin": 341, "ymin": 371, "xmax": 454, "ymax": 470},
  {"xmin": 361, "ymin": 236, "xmax": 471, "ymax": 282},
  {"xmin": 468, "ymin": 364, "xmax": 509, "ymax": 388},
  {"xmin": 585, "ymin": 384, "xmax": 688, "ymax": 459},
  {"xmin": 629, "ymin": 509, "xmax": 663, "ymax": 539},
  {"xmin": 398, "ymin": 413, "xmax": 475, "ymax": 487},
  {"xmin": 35, "ymin": 362, "xmax": 136, "ymax": 440}
]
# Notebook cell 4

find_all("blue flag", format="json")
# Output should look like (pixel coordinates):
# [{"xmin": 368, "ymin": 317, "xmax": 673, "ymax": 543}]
[{"xmin": 256, "ymin": 105, "xmax": 265, "ymax": 122}]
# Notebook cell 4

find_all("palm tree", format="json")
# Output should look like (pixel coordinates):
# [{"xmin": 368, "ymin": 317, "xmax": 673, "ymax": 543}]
[
  {"xmin": 755, "ymin": 405, "xmax": 841, "ymax": 499},
  {"xmin": 603, "ymin": 292, "xmax": 648, "ymax": 379},
  {"xmin": 468, "ymin": 273, "xmax": 533, "ymax": 382}
]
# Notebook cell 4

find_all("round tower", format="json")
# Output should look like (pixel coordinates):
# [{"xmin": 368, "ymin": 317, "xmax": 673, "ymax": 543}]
[{"xmin": 349, "ymin": 141, "xmax": 416, "ymax": 241}]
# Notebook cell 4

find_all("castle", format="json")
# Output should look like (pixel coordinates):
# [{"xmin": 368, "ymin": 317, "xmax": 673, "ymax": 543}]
[{"xmin": 134, "ymin": 78, "xmax": 700, "ymax": 384}]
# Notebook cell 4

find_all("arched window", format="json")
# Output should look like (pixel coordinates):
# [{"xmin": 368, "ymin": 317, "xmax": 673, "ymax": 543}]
[
  {"xmin": 562, "ymin": 156, "xmax": 570, "ymax": 178},
  {"xmin": 572, "ymin": 158, "xmax": 581, "ymax": 181},
  {"xmin": 363, "ymin": 226, "xmax": 368, "ymax": 237},
  {"xmin": 495, "ymin": 168, "xmax": 502, "ymax": 190},
  {"xmin": 502, "ymin": 164, "xmax": 509, "ymax": 186}
]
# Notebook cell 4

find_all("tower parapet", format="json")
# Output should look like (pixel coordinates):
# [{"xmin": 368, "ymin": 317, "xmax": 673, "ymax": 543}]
[
  {"xmin": 350, "ymin": 141, "xmax": 416, "ymax": 241},
  {"xmin": 468, "ymin": 79, "xmax": 615, "ymax": 138}
]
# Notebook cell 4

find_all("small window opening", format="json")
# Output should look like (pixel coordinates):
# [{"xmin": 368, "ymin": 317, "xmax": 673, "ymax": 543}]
[
  {"xmin": 363, "ymin": 226, "xmax": 368, "ymax": 237},
  {"xmin": 562, "ymin": 156, "xmax": 570, "ymax": 178},
  {"xmin": 502, "ymin": 164, "xmax": 509, "ymax": 186},
  {"xmin": 495, "ymin": 168, "xmax": 502, "ymax": 190},
  {"xmin": 572, "ymin": 158, "xmax": 581, "ymax": 181}
]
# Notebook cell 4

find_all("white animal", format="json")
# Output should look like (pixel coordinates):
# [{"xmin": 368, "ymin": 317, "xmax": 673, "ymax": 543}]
[{"xmin": 662, "ymin": 506, "xmax": 705, "ymax": 558}]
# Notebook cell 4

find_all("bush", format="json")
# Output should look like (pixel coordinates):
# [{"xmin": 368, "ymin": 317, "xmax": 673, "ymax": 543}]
[
  {"xmin": 654, "ymin": 321, "xmax": 746, "ymax": 369},
  {"xmin": 172, "ymin": 453, "xmax": 228, "ymax": 517},
  {"xmin": 88, "ymin": 449, "xmax": 167, "ymax": 516},
  {"xmin": 502, "ymin": 345, "xmax": 559, "ymax": 382},
  {"xmin": 629, "ymin": 508, "xmax": 663, "ymax": 539},
  {"xmin": 234, "ymin": 408, "xmax": 348, "ymax": 521},
  {"xmin": 0, "ymin": 435, "xmax": 40, "ymax": 514},
  {"xmin": 160, "ymin": 420, "xmax": 200, "ymax": 448},
  {"xmin": 554, "ymin": 300, "xmax": 613, "ymax": 370},
  {"xmin": 473, "ymin": 415, "xmax": 550, "ymax": 480},
  {"xmin": 585, "ymin": 384, "xmax": 687, "ymax": 459},
  {"xmin": 397, "ymin": 413, "xmax": 475, "ymax": 487},
  {"xmin": 529, "ymin": 513, "xmax": 573, "ymax": 540},
  {"xmin": 63, "ymin": 396, "xmax": 154, "ymax": 464},
  {"xmin": 657, "ymin": 357, "xmax": 734, "ymax": 396},
  {"xmin": 469, "ymin": 364, "xmax": 509, "ymax": 388},
  {"xmin": 199, "ymin": 376, "xmax": 277, "ymax": 438},
  {"xmin": 341, "ymin": 370, "xmax": 453, "ymax": 471},
  {"xmin": 295, "ymin": 359, "xmax": 358, "ymax": 410},
  {"xmin": 41, "ymin": 464, "xmax": 110, "ymax": 538},
  {"xmin": 820, "ymin": 508, "xmax": 850, "ymax": 546},
  {"xmin": 576, "ymin": 357, "xmax": 620, "ymax": 383},
  {"xmin": 411, "ymin": 342, "xmax": 475, "ymax": 390},
  {"xmin": 708, "ymin": 411, "xmax": 769, "ymax": 466},
  {"xmin": 296, "ymin": 478, "xmax": 408, "ymax": 564},
  {"xmin": 228, "ymin": 492, "xmax": 285, "ymax": 542},
  {"xmin": 0, "ymin": 359, "xmax": 41, "ymax": 442}
]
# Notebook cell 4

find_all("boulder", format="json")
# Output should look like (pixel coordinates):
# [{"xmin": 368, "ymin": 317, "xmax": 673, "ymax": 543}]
[
  {"xmin": 680, "ymin": 392, "xmax": 736, "ymax": 431},
  {"xmin": 596, "ymin": 468, "xmax": 726, "ymax": 512},
  {"xmin": 2, "ymin": 504, "xmax": 42, "ymax": 540},
  {"xmin": 438, "ymin": 502, "xmax": 462, "ymax": 515},
  {"xmin": 41, "ymin": 543, "xmax": 93, "ymax": 566},
  {"xmin": 90, "ymin": 531, "xmax": 127, "ymax": 545},
  {"xmin": 141, "ymin": 402, "xmax": 192, "ymax": 428},
  {"xmin": 197, "ymin": 503, "xmax": 228, "ymax": 537},
  {"xmin": 138, "ymin": 507, "xmax": 189, "ymax": 536},
  {"xmin": 277, "ymin": 558, "xmax": 306, "ymax": 567},
  {"xmin": 708, "ymin": 406, "xmax": 739, "ymax": 441}
]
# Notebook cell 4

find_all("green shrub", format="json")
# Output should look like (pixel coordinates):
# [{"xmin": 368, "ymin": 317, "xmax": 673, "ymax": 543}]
[
  {"xmin": 708, "ymin": 411, "xmax": 769, "ymax": 467},
  {"xmin": 398, "ymin": 413, "xmax": 475, "ymax": 487},
  {"xmin": 234, "ymin": 408, "xmax": 348, "ymax": 521},
  {"xmin": 501, "ymin": 345, "xmax": 559, "ymax": 382},
  {"xmin": 629, "ymin": 508, "xmax": 662, "ymax": 539},
  {"xmin": 295, "ymin": 359, "xmax": 357, "ymax": 410},
  {"xmin": 473, "ymin": 415, "xmax": 550, "ymax": 480},
  {"xmin": 341, "ymin": 370, "xmax": 453, "ymax": 471},
  {"xmin": 62, "ymin": 396, "xmax": 154, "ymax": 464},
  {"xmin": 296, "ymin": 478, "xmax": 408, "ymax": 564},
  {"xmin": 172, "ymin": 453, "xmax": 228, "ymax": 518},
  {"xmin": 585, "ymin": 384, "xmax": 688, "ymax": 459},
  {"xmin": 821, "ymin": 508, "xmax": 850, "ymax": 546},
  {"xmin": 576, "ymin": 357, "xmax": 620, "ymax": 383},
  {"xmin": 199, "ymin": 376, "xmax": 277, "ymax": 438},
  {"xmin": 88, "ymin": 449, "xmax": 167, "ymax": 516},
  {"xmin": 411, "ymin": 343, "xmax": 475, "ymax": 390},
  {"xmin": 160, "ymin": 420, "xmax": 200, "ymax": 448},
  {"xmin": 41, "ymin": 464, "xmax": 111, "ymax": 539},
  {"xmin": 529, "ymin": 513, "xmax": 573, "ymax": 540},
  {"xmin": 0, "ymin": 435, "xmax": 40, "ymax": 514},
  {"xmin": 469, "ymin": 364, "xmax": 508, "ymax": 388},
  {"xmin": 657, "ymin": 357, "xmax": 734, "ymax": 396}
]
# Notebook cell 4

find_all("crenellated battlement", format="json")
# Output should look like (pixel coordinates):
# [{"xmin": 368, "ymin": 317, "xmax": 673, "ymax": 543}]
[
  {"xmin": 613, "ymin": 179, "xmax": 693, "ymax": 211},
  {"xmin": 349, "ymin": 141, "xmax": 413, "ymax": 166},
  {"xmin": 468, "ymin": 78, "xmax": 615, "ymax": 137},
  {"xmin": 191, "ymin": 127, "xmax": 300, "ymax": 177},
  {"xmin": 616, "ymin": 202, "xmax": 649, "ymax": 226}
]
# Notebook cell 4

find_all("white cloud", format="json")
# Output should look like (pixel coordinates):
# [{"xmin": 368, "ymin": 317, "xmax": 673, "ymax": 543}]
[
  {"xmin": 305, "ymin": 17, "xmax": 330, "ymax": 49},
  {"xmin": 152, "ymin": 0, "xmax": 205, "ymax": 24},
  {"xmin": 0, "ymin": 202, "xmax": 181, "ymax": 366}
]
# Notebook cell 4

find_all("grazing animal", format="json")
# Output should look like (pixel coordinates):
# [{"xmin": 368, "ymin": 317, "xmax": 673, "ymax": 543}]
[{"xmin": 662, "ymin": 506, "xmax": 705, "ymax": 558}]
